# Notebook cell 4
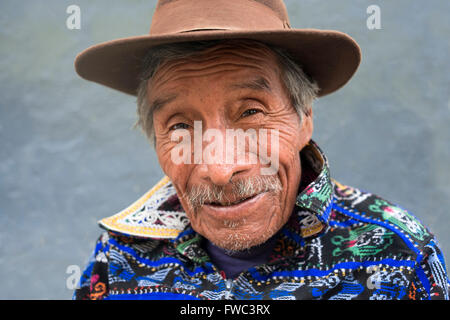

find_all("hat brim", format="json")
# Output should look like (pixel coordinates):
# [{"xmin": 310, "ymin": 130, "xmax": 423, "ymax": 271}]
[{"xmin": 74, "ymin": 29, "xmax": 361, "ymax": 97}]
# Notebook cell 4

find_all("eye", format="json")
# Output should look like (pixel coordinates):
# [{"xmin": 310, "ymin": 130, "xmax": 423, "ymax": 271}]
[
  {"xmin": 169, "ymin": 123, "xmax": 190, "ymax": 131},
  {"xmin": 240, "ymin": 108, "xmax": 262, "ymax": 118}
]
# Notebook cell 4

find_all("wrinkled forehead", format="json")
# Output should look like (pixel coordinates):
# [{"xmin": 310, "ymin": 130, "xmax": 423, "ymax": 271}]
[{"xmin": 149, "ymin": 41, "xmax": 282, "ymax": 92}]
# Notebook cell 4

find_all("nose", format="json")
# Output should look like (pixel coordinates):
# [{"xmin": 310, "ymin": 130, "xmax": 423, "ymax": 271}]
[
  {"xmin": 197, "ymin": 131, "xmax": 256, "ymax": 186},
  {"xmin": 199, "ymin": 163, "xmax": 250, "ymax": 186}
]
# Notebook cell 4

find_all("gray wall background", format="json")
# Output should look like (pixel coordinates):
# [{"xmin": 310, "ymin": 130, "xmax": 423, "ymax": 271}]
[{"xmin": 0, "ymin": 0, "xmax": 448, "ymax": 299}]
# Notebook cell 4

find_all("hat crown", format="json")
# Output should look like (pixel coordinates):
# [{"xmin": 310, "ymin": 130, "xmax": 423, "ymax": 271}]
[
  {"xmin": 150, "ymin": 0, "xmax": 291, "ymax": 35},
  {"xmin": 75, "ymin": 0, "xmax": 361, "ymax": 98}
]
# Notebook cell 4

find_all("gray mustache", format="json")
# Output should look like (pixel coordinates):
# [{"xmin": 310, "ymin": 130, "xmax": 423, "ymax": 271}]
[{"xmin": 183, "ymin": 175, "xmax": 282, "ymax": 210}]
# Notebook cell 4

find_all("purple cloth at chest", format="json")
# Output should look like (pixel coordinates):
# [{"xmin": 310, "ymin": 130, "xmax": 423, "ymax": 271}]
[{"xmin": 203, "ymin": 234, "xmax": 278, "ymax": 279}]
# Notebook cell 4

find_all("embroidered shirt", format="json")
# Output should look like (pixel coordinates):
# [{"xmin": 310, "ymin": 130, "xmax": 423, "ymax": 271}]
[{"xmin": 74, "ymin": 140, "xmax": 450, "ymax": 300}]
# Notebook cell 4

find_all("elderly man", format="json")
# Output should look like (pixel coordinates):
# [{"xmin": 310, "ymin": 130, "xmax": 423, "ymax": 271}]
[{"xmin": 73, "ymin": 0, "xmax": 449, "ymax": 300}]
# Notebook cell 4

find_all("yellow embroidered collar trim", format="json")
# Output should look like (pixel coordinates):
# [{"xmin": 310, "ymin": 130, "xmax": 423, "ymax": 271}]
[{"xmin": 98, "ymin": 176, "xmax": 189, "ymax": 239}]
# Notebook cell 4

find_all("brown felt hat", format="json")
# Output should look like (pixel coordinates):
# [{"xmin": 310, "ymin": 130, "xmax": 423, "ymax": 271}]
[{"xmin": 74, "ymin": 0, "xmax": 361, "ymax": 97}]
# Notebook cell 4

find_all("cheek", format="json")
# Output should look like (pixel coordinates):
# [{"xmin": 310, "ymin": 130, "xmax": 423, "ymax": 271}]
[
  {"xmin": 155, "ymin": 140, "xmax": 194, "ymax": 199},
  {"xmin": 278, "ymin": 137, "xmax": 302, "ymax": 173},
  {"xmin": 280, "ymin": 148, "xmax": 302, "ymax": 210},
  {"xmin": 275, "ymin": 113, "xmax": 311, "ymax": 176},
  {"xmin": 155, "ymin": 129, "xmax": 193, "ymax": 171},
  {"xmin": 155, "ymin": 141, "xmax": 174, "ymax": 175},
  {"xmin": 277, "ymin": 131, "xmax": 303, "ymax": 216},
  {"xmin": 275, "ymin": 119, "xmax": 303, "ymax": 176}
]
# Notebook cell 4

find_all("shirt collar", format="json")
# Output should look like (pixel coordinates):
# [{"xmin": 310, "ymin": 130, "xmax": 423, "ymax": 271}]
[
  {"xmin": 293, "ymin": 140, "xmax": 334, "ymax": 238},
  {"xmin": 98, "ymin": 139, "xmax": 334, "ymax": 243}
]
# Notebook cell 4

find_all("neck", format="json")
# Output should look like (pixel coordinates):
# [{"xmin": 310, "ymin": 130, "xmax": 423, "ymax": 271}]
[{"xmin": 204, "ymin": 234, "xmax": 278, "ymax": 279}]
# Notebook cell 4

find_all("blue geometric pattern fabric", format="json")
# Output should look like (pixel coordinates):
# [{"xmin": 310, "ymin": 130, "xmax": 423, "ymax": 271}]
[{"xmin": 74, "ymin": 141, "xmax": 449, "ymax": 300}]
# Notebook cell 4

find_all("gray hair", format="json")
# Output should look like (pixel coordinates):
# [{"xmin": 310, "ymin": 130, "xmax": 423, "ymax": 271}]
[{"xmin": 135, "ymin": 39, "xmax": 319, "ymax": 145}]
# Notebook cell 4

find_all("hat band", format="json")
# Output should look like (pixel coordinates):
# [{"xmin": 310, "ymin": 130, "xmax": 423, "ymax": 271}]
[{"xmin": 150, "ymin": 0, "xmax": 288, "ymax": 35}]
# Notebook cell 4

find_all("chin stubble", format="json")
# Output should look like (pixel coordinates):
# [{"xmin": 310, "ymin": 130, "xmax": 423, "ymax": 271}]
[{"xmin": 181, "ymin": 175, "xmax": 283, "ymax": 251}]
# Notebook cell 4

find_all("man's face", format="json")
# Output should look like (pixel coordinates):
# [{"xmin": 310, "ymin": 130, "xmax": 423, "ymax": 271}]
[{"xmin": 149, "ymin": 43, "xmax": 313, "ymax": 251}]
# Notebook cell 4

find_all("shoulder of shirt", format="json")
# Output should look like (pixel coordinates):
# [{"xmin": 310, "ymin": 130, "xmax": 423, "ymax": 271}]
[
  {"xmin": 91, "ymin": 229, "xmax": 168, "ymax": 263},
  {"xmin": 330, "ymin": 179, "xmax": 435, "ymax": 253},
  {"xmin": 95, "ymin": 176, "xmax": 190, "ymax": 242}
]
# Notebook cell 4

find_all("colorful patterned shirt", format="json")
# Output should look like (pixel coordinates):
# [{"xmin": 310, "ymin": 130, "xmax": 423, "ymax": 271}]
[{"xmin": 74, "ymin": 141, "xmax": 450, "ymax": 300}]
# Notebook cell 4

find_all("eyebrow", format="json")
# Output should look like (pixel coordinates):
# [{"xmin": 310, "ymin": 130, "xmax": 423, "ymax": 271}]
[
  {"xmin": 150, "ymin": 93, "xmax": 178, "ymax": 113},
  {"xmin": 149, "ymin": 77, "xmax": 271, "ymax": 112},
  {"xmin": 228, "ymin": 77, "xmax": 272, "ymax": 92}
]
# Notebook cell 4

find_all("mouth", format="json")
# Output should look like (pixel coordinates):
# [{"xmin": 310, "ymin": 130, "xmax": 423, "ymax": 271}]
[
  {"xmin": 200, "ymin": 192, "xmax": 269, "ymax": 221},
  {"xmin": 204, "ymin": 193, "xmax": 260, "ymax": 207}
]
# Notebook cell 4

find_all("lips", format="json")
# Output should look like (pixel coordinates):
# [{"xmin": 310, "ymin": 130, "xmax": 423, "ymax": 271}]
[
  {"xmin": 205, "ymin": 193, "xmax": 259, "ymax": 207},
  {"xmin": 201, "ymin": 192, "xmax": 269, "ymax": 222}
]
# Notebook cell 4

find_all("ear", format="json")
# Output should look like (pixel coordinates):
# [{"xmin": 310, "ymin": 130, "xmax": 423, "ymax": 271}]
[{"xmin": 298, "ymin": 108, "xmax": 314, "ymax": 150}]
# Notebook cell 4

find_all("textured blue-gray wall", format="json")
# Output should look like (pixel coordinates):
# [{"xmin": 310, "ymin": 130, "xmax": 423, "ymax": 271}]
[{"xmin": 0, "ymin": 0, "xmax": 448, "ymax": 299}]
